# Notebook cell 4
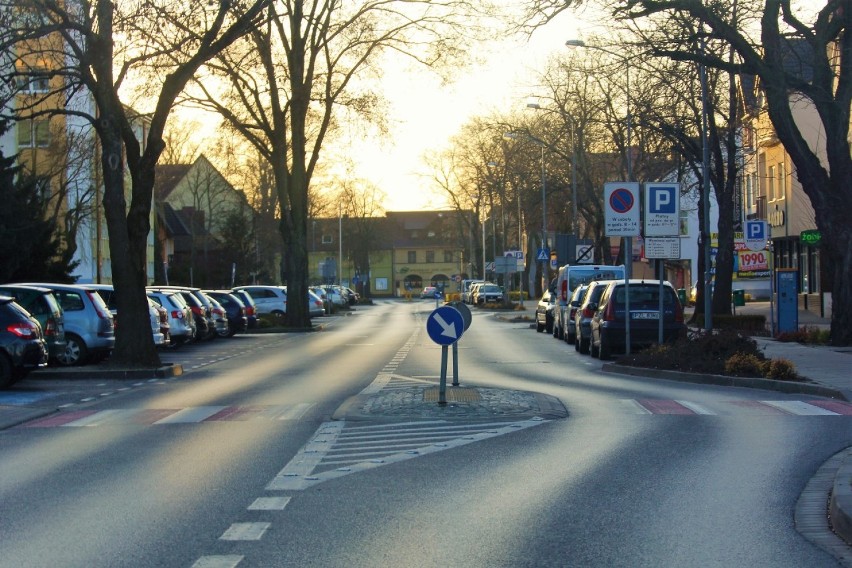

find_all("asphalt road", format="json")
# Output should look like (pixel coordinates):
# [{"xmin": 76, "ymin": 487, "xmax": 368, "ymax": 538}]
[{"xmin": 0, "ymin": 300, "xmax": 849, "ymax": 567}]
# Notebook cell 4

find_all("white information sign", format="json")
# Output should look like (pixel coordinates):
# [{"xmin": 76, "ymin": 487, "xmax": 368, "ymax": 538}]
[
  {"xmin": 644, "ymin": 237, "xmax": 681, "ymax": 259},
  {"xmin": 604, "ymin": 182, "xmax": 640, "ymax": 237}
]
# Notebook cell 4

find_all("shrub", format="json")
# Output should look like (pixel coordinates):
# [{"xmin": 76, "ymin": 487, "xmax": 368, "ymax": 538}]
[
  {"xmin": 724, "ymin": 353, "xmax": 767, "ymax": 377},
  {"xmin": 777, "ymin": 326, "xmax": 830, "ymax": 345},
  {"xmin": 619, "ymin": 329, "xmax": 765, "ymax": 375},
  {"xmin": 763, "ymin": 358, "xmax": 800, "ymax": 381}
]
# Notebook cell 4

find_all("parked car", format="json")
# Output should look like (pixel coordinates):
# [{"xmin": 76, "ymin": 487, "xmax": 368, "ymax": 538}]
[
  {"xmin": 320, "ymin": 286, "xmax": 348, "ymax": 310},
  {"xmin": 310, "ymin": 286, "xmax": 332, "ymax": 315},
  {"xmin": 233, "ymin": 285, "xmax": 288, "ymax": 317},
  {"xmin": 0, "ymin": 295, "xmax": 48, "ymax": 387},
  {"xmin": 0, "ymin": 284, "xmax": 66, "ymax": 361},
  {"xmin": 149, "ymin": 287, "xmax": 210, "ymax": 341},
  {"xmin": 204, "ymin": 291, "xmax": 248, "ymax": 337},
  {"xmin": 147, "ymin": 289, "xmax": 196, "ymax": 345},
  {"xmin": 420, "ymin": 286, "xmax": 438, "ymax": 299},
  {"xmin": 204, "ymin": 295, "xmax": 230, "ymax": 337},
  {"xmin": 589, "ymin": 279, "xmax": 686, "ymax": 360},
  {"xmin": 561, "ymin": 285, "xmax": 588, "ymax": 343},
  {"xmin": 307, "ymin": 289, "xmax": 326, "ymax": 317},
  {"xmin": 473, "ymin": 283, "xmax": 503, "ymax": 305},
  {"xmin": 155, "ymin": 286, "xmax": 219, "ymax": 339},
  {"xmin": 18, "ymin": 283, "xmax": 115, "ymax": 365},
  {"xmin": 573, "ymin": 280, "xmax": 616, "ymax": 355},
  {"xmin": 461, "ymin": 279, "xmax": 485, "ymax": 304},
  {"xmin": 88, "ymin": 284, "xmax": 166, "ymax": 347},
  {"xmin": 535, "ymin": 290, "xmax": 555, "ymax": 334},
  {"xmin": 230, "ymin": 288, "xmax": 259, "ymax": 328}
]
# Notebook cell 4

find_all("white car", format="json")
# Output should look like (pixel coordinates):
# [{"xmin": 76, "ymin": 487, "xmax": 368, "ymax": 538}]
[{"xmin": 233, "ymin": 285, "xmax": 288, "ymax": 316}]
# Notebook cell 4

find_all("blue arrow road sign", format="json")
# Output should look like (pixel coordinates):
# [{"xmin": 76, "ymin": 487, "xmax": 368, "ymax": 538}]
[{"xmin": 426, "ymin": 305, "xmax": 465, "ymax": 345}]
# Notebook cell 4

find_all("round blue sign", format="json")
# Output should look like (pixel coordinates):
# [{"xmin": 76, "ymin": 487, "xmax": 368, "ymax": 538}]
[{"xmin": 426, "ymin": 306, "xmax": 465, "ymax": 345}]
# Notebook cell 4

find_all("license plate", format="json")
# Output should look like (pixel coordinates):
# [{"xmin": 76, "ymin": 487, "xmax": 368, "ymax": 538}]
[{"xmin": 632, "ymin": 312, "xmax": 660, "ymax": 320}]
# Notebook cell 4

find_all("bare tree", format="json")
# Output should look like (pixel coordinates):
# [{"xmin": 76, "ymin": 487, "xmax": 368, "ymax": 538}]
[
  {"xmin": 0, "ymin": 0, "xmax": 270, "ymax": 365},
  {"xmin": 186, "ymin": 0, "xmax": 498, "ymax": 327},
  {"xmin": 609, "ymin": 0, "xmax": 852, "ymax": 344}
]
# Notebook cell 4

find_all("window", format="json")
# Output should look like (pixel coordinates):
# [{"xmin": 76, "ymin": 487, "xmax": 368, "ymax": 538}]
[
  {"xmin": 443, "ymin": 250, "xmax": 453, "ymax": 263},
  {"xmin": 321, "ymin": 234, "xmax": 333, "ymax": 244},
  {"xmin": 426, "ymin": 250, "xmax": 435, "ymax": 263},
  {"xmin": 17, "ymin": 119, "xmax": 50, "ymax": 148},
  {"xmin": 407, "ymin": 251, "xmax": 416, "ymax": 263},
  {"xmin": 16, "ymin": 70, "xmax": 49, "ymax": 93},
  {"xmin": 767, "ymin": 165, "xmax": 776, "ymax": 201},
  {"xmin": 777, "ymin": 162, "xmax": 786, "ymax": 200},
  {"xmin": 745, "ymin": 172, "xmax": 756, "ymax": 208}
]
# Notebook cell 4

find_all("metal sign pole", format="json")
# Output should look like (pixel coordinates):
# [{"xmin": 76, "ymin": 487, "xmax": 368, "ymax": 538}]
[
  {"xmin": 439, "ymin": 345, "xmax": 448, "ymax": 405},
  {"xmin": 452, "ymin": 341, "xmax": 459, "ymax": 387}
]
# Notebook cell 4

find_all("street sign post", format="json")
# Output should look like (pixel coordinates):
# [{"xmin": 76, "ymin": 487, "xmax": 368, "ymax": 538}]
[
  {"xmin": 745, "ymin": 220, "xmax": 768, "ymax": 251},
  {"xmin": 604, "ymin": 182, "xmax": 640, "ymax": 237},
  {"xmin": 644, "ymin": 183, "xmax": 680, "ymax": 237},
  {"xmin": 426, "ymin": 305, "xmax": 466, "ymax": 405}
]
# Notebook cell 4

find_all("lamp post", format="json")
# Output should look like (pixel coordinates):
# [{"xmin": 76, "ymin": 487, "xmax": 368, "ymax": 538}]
[
  {"xmin": 527, "ymin": 102, "xmax": 578, "ymax": 239},
  {"xmin": 567, "ymin": 38, "xmax": 635, "ymax": 354},
  {"xmin": 566, "ymin": 39, "xmax": 633, "ymax": 277},
  {"xmin": 504, "ymin": 131, "xmax": 548, "ymax": 295}
]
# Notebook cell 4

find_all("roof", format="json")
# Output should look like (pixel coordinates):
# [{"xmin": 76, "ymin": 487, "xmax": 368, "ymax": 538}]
[{"xmin": 154, "ymin": 164, "xmax": 192, "ymax": 200}]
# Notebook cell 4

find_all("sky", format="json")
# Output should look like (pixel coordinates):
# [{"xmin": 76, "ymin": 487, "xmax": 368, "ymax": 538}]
[{"xmin": 346, "ymin": 9, "xmax": 594, "ymax": 213}]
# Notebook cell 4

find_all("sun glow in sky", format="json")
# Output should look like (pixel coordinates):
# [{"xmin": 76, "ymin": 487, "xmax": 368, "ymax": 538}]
[{"xmin": 347, "ymin": 10, "xmax": 591, "ymax": 213}]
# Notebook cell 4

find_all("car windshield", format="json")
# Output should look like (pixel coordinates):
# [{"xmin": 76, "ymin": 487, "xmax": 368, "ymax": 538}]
[{"xmin": 613, "ymin": 285, "xmax": 677, "ymax": 308}]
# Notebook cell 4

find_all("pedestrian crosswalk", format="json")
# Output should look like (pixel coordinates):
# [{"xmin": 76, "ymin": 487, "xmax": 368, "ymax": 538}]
[
  {"xmin": 619, "ymin": 398, "xmax": 852, "ymax": 416},
  {"xmin": 17, "ymin": 397, "xmax": 852, "ymax": 429},
  {"xmin": 17, "ymin": 403, "xmax": 314, "ymax": 428}
]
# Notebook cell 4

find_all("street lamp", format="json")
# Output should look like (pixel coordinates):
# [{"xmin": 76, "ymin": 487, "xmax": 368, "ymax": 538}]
[
  {"xmin": 504, "ymin": 131, "xmax": 548, "ymax": 294},
  {"xmin": 567, "ymin": 38, "xmax": 635, "ymax": 354},
  {"xmin": 527, "ymin": 102, "xmax": 578, "ymax": 238},
  {"xmin": 566, "ymin": 39, "xmax": 633, "ymax": 278}
]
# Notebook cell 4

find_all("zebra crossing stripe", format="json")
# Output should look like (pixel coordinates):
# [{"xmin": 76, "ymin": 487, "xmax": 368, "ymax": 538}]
[
  {"xmin": 760, "ymin": 401, "xmax": 840, "ymax": 416},
  {"xmin": 153, "ymin": 406, "xmax": 229, "ymax": 424},
  {"xmin": 675, "ymin": 400, "xmax": 716, "ymax": 415}
]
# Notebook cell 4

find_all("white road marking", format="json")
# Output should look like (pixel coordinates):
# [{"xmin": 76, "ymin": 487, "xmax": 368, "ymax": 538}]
[
  {"xmin": 761, "ymin": 401, "xmax": 839, "ymax": 415},
  {"xmin": 153, "ymin": 406, "xmax": 228, "ymax": 424},
  {"xmin": 219, "ymin": 522, "xmax": 270, "ymax": 541},
  {"xmin": 248, "ymin": 496, "xmax": 291, "ymax": 510},
  {"xmin": 619, "ymin": 399, "xmax": 653, "ymax": 414},
  {"xmin": 191, "ymin": 555, "xmax": 243, "ymax": 568},
  {"xmin": 675, "ymin": 400, "xmax": 716, "ymax": 415}
]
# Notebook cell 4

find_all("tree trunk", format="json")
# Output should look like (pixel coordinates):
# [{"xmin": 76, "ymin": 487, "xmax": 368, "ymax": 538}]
[{"xmin": 99, "ymin": 117, "xmax": 160, "ymax": 368}]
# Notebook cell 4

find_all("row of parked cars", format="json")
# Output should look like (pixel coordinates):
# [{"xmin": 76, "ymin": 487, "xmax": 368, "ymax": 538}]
[
  {"xmin": 536, "ymin": 278, "xmax": 686, "ymax": 359},
  {"xmin": 0, "ymin": 282, "xmax": 359, "ymax": 388},
  {"xmin": 460, "ymin": 280, "xmax": 504, "ymax": 305}
]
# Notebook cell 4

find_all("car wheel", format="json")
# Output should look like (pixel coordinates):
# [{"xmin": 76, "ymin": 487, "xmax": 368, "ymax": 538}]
[
  {"xmin": 536, "ymin": 319, "xmax": 545, "ymax": 333},
  {"xmin": 566, "ymin": 330, "xmax": 575, "ymax": 344},
  {"xmin": 544, "ymin": 316, "xmax": 553, "ymax": 335},
  {"xmin": 590, "ymin": 334, "xmax": 599, "ymax": 358},
  {"xmin": 271, "ymin": 310, "xmax": 285, "ymax": 318},
  {"xmin": 579, "ymin": 335, "xmax": 590, "ymax": 354},
  {"xmin": 0, "ymin": 354, "xmax": 13, "ymax": 389},
  {"xmin": 58, "ymin": 334, "xmax": 89, "ymax": 366},
  {"xmin": 598, "ymin": 332, "xmax": 612, "ymax": 360}
]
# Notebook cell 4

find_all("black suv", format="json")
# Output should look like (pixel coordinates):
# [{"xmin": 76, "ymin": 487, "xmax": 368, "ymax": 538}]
[
  {"xmin": 590, "ymin": 280, "xmax": 686, "ymax": 360},
  {"xmin": 0, "ymin": 295, "xmax": 48, "ymax": 388}
]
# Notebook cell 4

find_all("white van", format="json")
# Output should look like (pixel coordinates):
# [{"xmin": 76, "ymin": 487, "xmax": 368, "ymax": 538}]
[
  {"xmin": 553, "ymin": 265, "xmax": 625, "ymax": 339},
  {"xmin": 461, "ymin": 279, "xmax": 485, "ymax": 304}
]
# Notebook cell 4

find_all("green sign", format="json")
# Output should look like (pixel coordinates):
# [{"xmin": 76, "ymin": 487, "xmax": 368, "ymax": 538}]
[{"xmin": 800, "ymin": 230, "xmax": 821, "ymax": 246}]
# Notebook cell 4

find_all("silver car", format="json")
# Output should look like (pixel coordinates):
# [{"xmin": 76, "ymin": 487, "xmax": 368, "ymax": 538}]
[
  {"xmin": 147, "ymin": 289, "xmax": 195, "ymax": 346},
  {"xmin": 18, "ymin": 282, "xmax": 115, "ymax": 366}
]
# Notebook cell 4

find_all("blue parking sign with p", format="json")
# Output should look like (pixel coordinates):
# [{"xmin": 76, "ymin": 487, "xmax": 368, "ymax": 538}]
[
  {"xmin": 747, "ymin": 221, "xmax": 766, "ymax": 240},
  {"xmin": 649, "ymin": 185, "xmax": 676, "ymax": 213}
]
